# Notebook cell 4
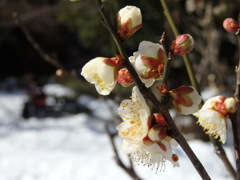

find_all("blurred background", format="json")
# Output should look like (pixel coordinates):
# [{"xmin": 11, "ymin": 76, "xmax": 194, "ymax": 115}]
[{"xmin": 0, "ymin": 0, "xmax": 239, "ymax": 179}]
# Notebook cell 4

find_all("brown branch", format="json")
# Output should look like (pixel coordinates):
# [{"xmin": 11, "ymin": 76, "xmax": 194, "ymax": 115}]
[
  {"xmin": 104, "ymin": 122, "xmax": 142, "ymax": 180},
  {"xmin": 95, "ymin": 0, "xmax": 211, "ymax": 179},
  {"xmin": 230, "ymin": 13, "xmax": 240, "ymax": 180}
]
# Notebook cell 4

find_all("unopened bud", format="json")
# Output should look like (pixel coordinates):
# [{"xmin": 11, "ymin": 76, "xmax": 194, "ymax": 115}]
[
  {"xmin": 116, "ymin": 6, "xmax": 142, "ymax": 39},
  {"xmin": 148, "ymin": 125, "xmax": 161, "ymax": 142},
  {"xmin": 117, "ymin": 68, "xmax": 134, "ymax": 87},
  {"xmin": 170, "ymin": 34, "xmax": 194, "ymax": 56},
  {"xmin": 224, "ymin": 97, "xmax": 238, "ymax": 114},
  {"xmin": 223, "ymin": 18, "xmax": 239, "ymax": 33}
]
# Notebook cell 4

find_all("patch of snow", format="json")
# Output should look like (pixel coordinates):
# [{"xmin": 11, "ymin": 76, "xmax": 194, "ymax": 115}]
[
  {"xmin": 43, "ymin": 84, "xmax": 75, "ymax": 98},
  {"xmin": 0, "ymin": 92, "xmax": 236, "ymax": 180}
]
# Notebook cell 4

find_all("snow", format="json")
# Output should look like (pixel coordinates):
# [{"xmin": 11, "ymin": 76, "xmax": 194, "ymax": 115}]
[
  {"xmin": 0, "ymin": 91, "xmax": 236, "ymax": 180},
  {"xmin": 43, "ymin": 84, "xmax": 75, "ymax": 98}
]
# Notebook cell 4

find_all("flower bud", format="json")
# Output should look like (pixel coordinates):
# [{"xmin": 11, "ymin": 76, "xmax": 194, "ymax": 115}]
[
  {"xmin": 224, "ymin": 97, "xmax": 238, "ymax": 114},
  {"xmin": 117, "ymin": 68, "xmax": 134, "ymax": 87},
  {"xmin": 148, "ymin": 125, "xmax": 161, "ymax": 142},
  {"xmin": 223, "ymin": 18, "xmax": 239, "ymax": 33},
  {"xmin": 116, "ymin": 6, "xmax": 142, "ymax": 39},
  {"xmin": 170, "ymin": 34, "xmax": 194, "ymax": 55}
]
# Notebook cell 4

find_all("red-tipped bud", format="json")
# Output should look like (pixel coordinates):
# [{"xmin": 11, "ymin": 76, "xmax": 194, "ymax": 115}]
[
  {"xmin": 223, "ymin": 18, "xmax": 239, "ymax": 33},
  {"xmin": 170, "ymin": 34, "xmax": 194, "ymax": 56},
  {"xmin": 224, "ymin": 97, "xmax": 238, "ymax": 114},
  {"xmin": 117, "ymin": 68, "xmax": 134, "ymax": 87}
]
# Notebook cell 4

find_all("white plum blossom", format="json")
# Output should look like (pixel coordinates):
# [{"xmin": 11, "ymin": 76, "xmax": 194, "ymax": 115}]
[
  {"xmin": 130, "ymin": 41, "xmax": 166, "ymax": 87},
  {"xmin": 117, "ymin": 6, "xmax": 142, "ymax": 38},
  {"xmin": 117, "ymin": 86, "xmax": 150, "ymax": 142},
  {"xmin": 81, "ymin": 56, "xmax": 122, "ymax": 95},
  {"xmin": 169, "ymin": 86, "xmax": 202, "ymax": 115},
  {"xmin": 193, "ymin": 96, "xmax": 238, "ymax": 143}
]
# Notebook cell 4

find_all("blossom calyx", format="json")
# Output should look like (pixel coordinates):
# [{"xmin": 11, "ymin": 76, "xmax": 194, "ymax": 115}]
[
  {"xmin": 117, "ymin": 68, "xmax": 134, "ymax": 87},
  {"xmin": 169, "ymin": 86, "xmax": 202, "ymax": 115},
  {"xmin": 223, "ymin": 18, "xmax": 239, "ymax": 33},
  {"xmin": 170, "ymin": 34, "xmax": 194, "ymax": 55},
  {"xmin": 117, "ymin": 6, "xmax": 142, "ymax": 39}
]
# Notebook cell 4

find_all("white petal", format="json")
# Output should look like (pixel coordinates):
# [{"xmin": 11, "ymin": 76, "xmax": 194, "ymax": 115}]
[
  {"xmin": 81, "ymin": 57, "xmax": 117, "ymax": 95},
  {"xmin": 179, "ymin": 104, "xmax": 199, "ymax": 115},
  {"xmin": 117, "ymin": 86, "xmax": 150, "ymax": 142},
  {"xmin": 81, "ymin": 58, "xmax": 103, "ymax": 83},
  {"xmin": 195, "ymin": 109, "xmax": 227, "ymax": 143},
  {"xmin": 97, "ymin": 62, "xmax": 115, "ymax": 85},
  {"xmin": 202, "ymin": 96, "xmax": 224, "ymax": 109},
  {"xmin": 138, "ymin": 41, "xmax": 163, "ymax": 59},
  {"xmin": 118, "ymin": 6, "xmax": 142, "ymax": 27},
  {"xmin": 130, "ymin": 53, "xmax": 155, "ymax": 87}
]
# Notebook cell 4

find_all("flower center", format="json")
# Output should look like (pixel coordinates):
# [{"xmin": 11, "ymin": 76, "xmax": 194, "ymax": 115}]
[
  {"xmin": 121, "ymin": 121, "xmax": 141, "ymax": 137},
  {"xmin": 198, "ymin": 119, "xmax": 220, "ymax": 139},
  {"xmin": 92, "ymin": 74, "xmax": 105, "ymax": 90}
]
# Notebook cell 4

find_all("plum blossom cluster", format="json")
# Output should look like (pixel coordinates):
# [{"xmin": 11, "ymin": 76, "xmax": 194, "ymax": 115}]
[
  {"xmin": 117, "ymin": 86, "xmax": 179, "ymax": 172},
  {"xmin": 80, "ymin": 5, "xmax": 200, "ymax": 172},
  {"xmin": 194, "ymin": 96, "xmax": 238, "ymax": 143},
  {"xmin": 81, "ymin": 6, "xmax": 195, "ymax": 95}
]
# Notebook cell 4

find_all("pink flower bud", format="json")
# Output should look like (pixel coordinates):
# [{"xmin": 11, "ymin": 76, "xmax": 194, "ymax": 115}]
[
  {"xmin": 224, "ymin": 97, "xmax": 238, "ymax": 114},
  {"xmin": 223, "ymin": 18, "xmax": 239, "ymax": 33},
  {"xmin": 170, "ymin": 34, "xmax": 194, "ymax": 56},
  {"xmin": 117, "ymin": 6, "xmax": 142, "ymax": 39},
  {"xmin": 117, "ymin": 68, "xmax": 134, "ymax": 87}
]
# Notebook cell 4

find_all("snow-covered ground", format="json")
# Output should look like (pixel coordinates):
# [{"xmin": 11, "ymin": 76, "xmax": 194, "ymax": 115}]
[{"xmin": 0, "ymin": 91, "xmax": 236, "ymax": 180}]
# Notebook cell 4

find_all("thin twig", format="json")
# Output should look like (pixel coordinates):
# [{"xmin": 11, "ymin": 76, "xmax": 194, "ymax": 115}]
[
  {"xmin": 12, "ymin": 12, "xmax": 65, "ymax": 71},
  {"xmin": 95, "ymin": 0, "xmax": 211, "ymax": 179}
]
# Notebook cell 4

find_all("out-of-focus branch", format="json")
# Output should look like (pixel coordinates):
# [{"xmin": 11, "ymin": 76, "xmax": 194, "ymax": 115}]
[
  {"xmin": 95, "ymin": 0, "xmax": 211, "ymax": 179},
  {"xmin": 159, "ymin": 0, "xmax": 237, "ymax": 179},
  {"xmin": 104, "ymin": 122, "xmax": 142, "ymax": 180},
  {"xmin": 12, "ymin": 12, "xmax": 65, "ymax": 71}
]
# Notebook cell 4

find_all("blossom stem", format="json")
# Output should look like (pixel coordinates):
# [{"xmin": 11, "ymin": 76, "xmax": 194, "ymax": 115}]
[
  {"xmin": 230, "ymin": 114, "xmax": 240, "ymax": 180},
  {"xmin": 159, "ymin": 32, "xmax": 171, "ymax": 86},
  {"xmin": 159, "ymin": 0, "xmax": 237, "ymax": 179},
  {"xmin": 161, "ymin": 55, "xmax": 173, "ymax": 87},
  {"xmin": 95, "ymin": 1, "xmax": 211, "ymax": 179}
]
